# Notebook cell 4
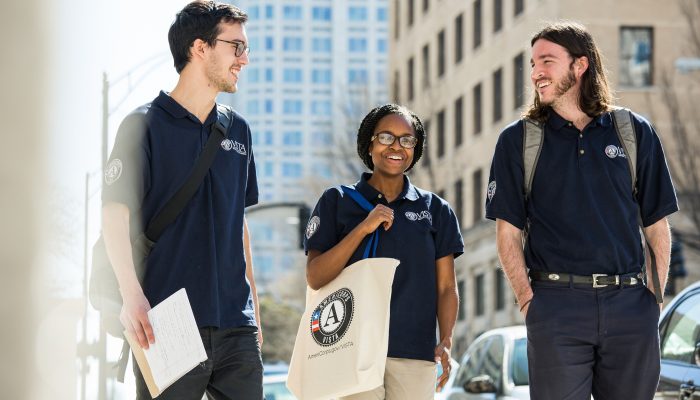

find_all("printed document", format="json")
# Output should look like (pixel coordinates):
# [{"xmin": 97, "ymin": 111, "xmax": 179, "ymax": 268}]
[{"xmin": 125, "ymin": 288, "xmax": 207, "ymax": 398}]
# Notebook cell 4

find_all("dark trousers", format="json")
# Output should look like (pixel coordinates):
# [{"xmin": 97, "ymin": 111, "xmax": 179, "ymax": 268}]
[
  {"xmin": 134, "ymin": 326, "xmax": 263, "ymax": 400},
  {"xmin": 526, "ymin": 280, "xmax": 660, "ymax": 400}
]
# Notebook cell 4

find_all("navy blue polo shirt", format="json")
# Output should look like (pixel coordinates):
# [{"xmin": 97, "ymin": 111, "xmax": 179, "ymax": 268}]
[
  {"xmin": 102, "ymin": 91, "xmax": 259, "ymax": 329},
  {"xmin": 485, "ymin": 110, "xmax": 678, "ymax": 276},
  {"xmin": 304, "ymin": 173, "xmax": 464, "ymax": 362}
]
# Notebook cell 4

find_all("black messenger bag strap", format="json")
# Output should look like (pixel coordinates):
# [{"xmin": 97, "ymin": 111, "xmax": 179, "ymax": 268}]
[{"xmin": 144, "ymin": 115, "xmax": 229, "ymax": 242}]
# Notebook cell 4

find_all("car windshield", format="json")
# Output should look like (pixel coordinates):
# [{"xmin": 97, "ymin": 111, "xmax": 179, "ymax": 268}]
[{"xmin": 510, "ymin": 338, "xmax": 529, "ymax": 386}]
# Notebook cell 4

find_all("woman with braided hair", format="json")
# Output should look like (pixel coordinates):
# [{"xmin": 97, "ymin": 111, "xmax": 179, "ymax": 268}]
[{"xmin": 303, "ymin": 104, "xmax": 464, "ymax": 399}]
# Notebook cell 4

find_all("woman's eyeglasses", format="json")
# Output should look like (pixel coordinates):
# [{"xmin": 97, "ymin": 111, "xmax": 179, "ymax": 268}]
[{"xmin": 371, "ymin": 132, "xmax": 418, "ymax": 149}]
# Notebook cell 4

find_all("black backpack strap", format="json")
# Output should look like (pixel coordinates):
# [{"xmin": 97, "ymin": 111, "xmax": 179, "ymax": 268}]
[{"xmin": 144, "ymin": 108, "xmax": 231, "ymax": 241}]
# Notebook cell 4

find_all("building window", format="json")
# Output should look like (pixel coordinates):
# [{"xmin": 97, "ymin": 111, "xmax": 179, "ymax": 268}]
[
  {"xmin": 377, "ymin": 70, "xmax": 387, "ymax": 85},
  {"xmin": 265, "ymin": 68, "xmax": 274, "ymax": 82},
  {"xmin": 246, "ymin": 68, "xmax": 260, "ymax": 83},
  {"xmin": 247, "ymin": 100, "xmax": 259, "ymax": 115},
  {"xmin": 349, "ymin": 38, "xmax": 368, "ymax": 52},
  {"xmin": 265, "ymin": 37, "xmax": 274, "ymax": 50},
  {"xmin": 407, "ymin": 57, "xmax": 415, "ymax": 101},
  {"xmin": 312, "ymin": 38, "xmax": 332, "ymax": 53},
  {"xmin": 282, "ymin": 5, "xmax": 302, "ymax": 20},
  {"xmin": 283, "ymin": 37, "xmax": 303, "ymax": 52},
  {"xmin": 312, "ymin": 69, "xmax": 332, "ymax": 84},
  {"xmin": 283, "ymin": 100, "xmax": 302, "ymax": 114},
  {"xmin": 311, "ymin": 101, "xmax": 332, "ymax": 115},
  {"xmin": 493, "ymin": 67, "xmax": 503, "ymax": 122},
  {"xmin": 283, "ymin": 68, "xmax": 303, "ymax": 83},
  {"xmin": 454, "ymin": 96, "xmax": 463, "ymax": 147},
  {"xmin": 394, "ymin": 0, "xmax": 400, "ymax": 39},
  {"xmin": 473, "ymin": 82, "xmax": 482, "ymax": 135},
  {"xmin": 473, "ymin": 0, "xmax": 482, "ymax": 49},
  {"xmin": 264, "ymin": 99, "xmax": 273, "ymax": 113},
  {"xmin": 349, "ymin": 69, "xmax": 368, "ymax": 84},
  {"xmin": 282, "ymin": 162, "xmax": 302, "ymax": 178},
  {"xmin": 455, "ymin": 14, "xmax": 464, "ymax": 64},
  {"xmin": 248, "ymin": 6, "xmax": 259, "ymax": 20},
  {"xmin": 473, "ymin": 168, "xmax": 483, "ymax": 223},
  {"xmin": 454, "ymin": 179, "xmax": 463, "ymax": 225},
  {"xmin": 422, "ymin": 44, "xmax": 430, "ymax": 88},
  {"xmin": 495, "ymin": 268, "xmax": 506, "ymax": 310},
  {"xmin": 494, "ymin": 0, "xmax": 503, "ymax": 32},
  {"xmin": 513, "ymin": 52, "xmax": 525, "ymax": 109},
  {"xmin": 437, "ymin": 109, "xmax": 445, "ymax": 158},
  {"xmin": 312, "ymin": 7, "xmax": 332, "ymax": 21},
  {"xmin": 265, "ymin": 5, "xmax": 274, "ymax": 19},
  {"xmin": 408, "ymin": 0, "xmax": 414, "ymax": 27},
  {"xmin": 393, "ymin": 70, "xmax": 400, "ymax": 103},
  {"xmin": 377, "ymin": 7, "xmax": 388, "ymax": 22},
  {"xmin": 282, "ymin": 131, "xmax": 302, "ymax": 146},
  {"xmin": 423, "ymin": 0, "xmax": 430, "ymax": 13},
  {"xmin": 620, "ymin": 27, "xmax": 653, "ymax": 87},
  {"xmin": 475, "ymin": 274, "xmax": 485, "ymax": 316},
  {"xmin": 437, "ymin": 29, "xmax": 446, "ymax": 77},
  {"xmin": 514, "ymin": 0, "xmax": 524, "ymax": 16},
  {"xmin": 377, "ymin": 39, "xmax": 388, "ymax": 53},
  {"xmin": 349, "ymin": 6, "xmax": 367, "ymax": 21},
  {"xmin": 458, "ymin": 280, "xmax": 466, "ymax": 320}
]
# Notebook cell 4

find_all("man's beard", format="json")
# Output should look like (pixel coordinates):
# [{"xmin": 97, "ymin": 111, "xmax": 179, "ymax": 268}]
[
  {"xmin": 206, "ymin": 57, "xmax": 237, "ymax": 94},
  {"xmin": 540, "ymin": 68, "xmax": 576, "ymax": 106}
]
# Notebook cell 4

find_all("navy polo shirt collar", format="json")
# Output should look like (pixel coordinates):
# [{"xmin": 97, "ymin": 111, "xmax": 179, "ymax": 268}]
[
  {"xmin": 355, "ymin": 172, "xmax": 420, "ymax": 204},
  {"xmin": 153, "ymin": 91, "xmax": 218, "ymax": 126},
  {"xmin": 546, "ymin": 109, "xmax": 613, "ymax": 131}
]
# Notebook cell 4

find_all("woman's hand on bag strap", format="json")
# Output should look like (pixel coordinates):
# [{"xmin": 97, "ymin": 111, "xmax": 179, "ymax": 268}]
[
  {"xmin": 119, "ymin": 286, "xmax": 155, "ymax": 349},
  {"xmin": 361, "ymin": 204, "xmax": 394, "ymax": 233}
]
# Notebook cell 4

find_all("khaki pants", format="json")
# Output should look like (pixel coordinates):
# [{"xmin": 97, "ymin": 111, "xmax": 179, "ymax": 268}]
[{"xmin": 339, "ymin": 357, "xmax": 437, "ymax": 400}]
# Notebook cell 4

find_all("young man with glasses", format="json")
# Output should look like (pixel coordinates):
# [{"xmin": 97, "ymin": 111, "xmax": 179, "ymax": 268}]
[{"xmin": 101, "ymin": 1, "xmax": 262, "ymax": 398}]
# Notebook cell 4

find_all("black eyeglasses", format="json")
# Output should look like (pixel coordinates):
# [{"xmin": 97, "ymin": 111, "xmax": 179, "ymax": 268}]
[
  {"xmin": 215, "ymin": 38, "xmax": 250, "ymax": 57},
  {"xmin": 371, "ymin": 132, "xmax": 418, "ymax": 149}
]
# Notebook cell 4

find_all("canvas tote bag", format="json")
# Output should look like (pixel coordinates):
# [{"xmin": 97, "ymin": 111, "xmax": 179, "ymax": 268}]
[
  {"xmin": 287, "ymin": 257, "xmax": 399, "ymax": 400},
  {"xmin": 287, "ymin": 185, "xmax": 399, "ymax": 399}
]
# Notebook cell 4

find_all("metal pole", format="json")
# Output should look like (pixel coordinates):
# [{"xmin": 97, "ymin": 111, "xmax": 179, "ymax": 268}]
[
  {"xmin": 99, "ymin": 71, "xmax": 109, "ymax": 400},
  {"xmin": 102, "ymin": 72, "xmax": 109, "ymax": 168},
  {"xmin": 81, "ymin": 172, "xmax": 89, "ymax": 400}
]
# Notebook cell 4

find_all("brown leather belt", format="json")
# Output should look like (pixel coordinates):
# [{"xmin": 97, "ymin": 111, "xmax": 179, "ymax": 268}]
[{"xmin": 529, "ymin": 271, "xmax": 643, "ymax": 288}]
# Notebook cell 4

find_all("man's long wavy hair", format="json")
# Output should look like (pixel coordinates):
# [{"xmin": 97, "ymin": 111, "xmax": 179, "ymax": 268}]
[{"xmin": 524, "ymin": 22, "xmax": 614, "ymax": 122}]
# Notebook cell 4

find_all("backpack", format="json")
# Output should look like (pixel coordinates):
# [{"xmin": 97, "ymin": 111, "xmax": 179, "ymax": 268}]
[{"xmin": 521, "ymin": 108, "xmax": 663, "ymax": 303}]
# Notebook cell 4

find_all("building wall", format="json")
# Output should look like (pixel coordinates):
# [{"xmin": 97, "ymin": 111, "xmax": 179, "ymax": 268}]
[{"xmin": 390, "ymin": 0, "xmax": 693, "ymax": 358}]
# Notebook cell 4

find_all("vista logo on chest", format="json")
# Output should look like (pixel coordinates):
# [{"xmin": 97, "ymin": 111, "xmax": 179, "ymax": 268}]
[
  {"xmin": 605, "ymin": 145, "xmax": 627, "ymax": 159},
  {"xmin": 405, "ymin": 210, "xmax": 432, "ymax": 225}
]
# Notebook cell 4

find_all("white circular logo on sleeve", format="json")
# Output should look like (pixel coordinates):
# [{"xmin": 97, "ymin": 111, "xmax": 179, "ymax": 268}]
[
  {"xmin": 104, "ymin": 159, "xmax": 123, "ymax": 186},
  {"xmin": 487, "ymin": 181, "xmax": 497, "ymax": 201},
  {"xmin": 305, "ymin": 216, "xmax": 320, "ymax": 239}
]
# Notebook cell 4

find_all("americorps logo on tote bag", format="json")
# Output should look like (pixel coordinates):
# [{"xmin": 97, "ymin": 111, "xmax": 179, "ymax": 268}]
[{"xmin": 287, "ymin": 257, "xmax": 399, "ymax": 400}]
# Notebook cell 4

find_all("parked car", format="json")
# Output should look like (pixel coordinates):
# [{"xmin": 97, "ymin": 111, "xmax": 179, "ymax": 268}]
[
  {"xmin": 264, "ymin": 373, "xmax": 296, "ymax": 400},
  {"xmin": 656, "ymin": 280, "xmax": 700, "ymax": 400},
  {"xmin": 443, "ymin": 325, "xmax": 529, "ymax": 400}
]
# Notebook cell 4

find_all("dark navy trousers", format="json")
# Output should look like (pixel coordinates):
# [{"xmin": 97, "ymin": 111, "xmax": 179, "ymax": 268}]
[
  {"xmin": 526, "ymin": 280, "xmax": 660, "ymax": 400},
  {"xmin": 134, "ymin": 325, "xmax": 263, "ymax": 400}
]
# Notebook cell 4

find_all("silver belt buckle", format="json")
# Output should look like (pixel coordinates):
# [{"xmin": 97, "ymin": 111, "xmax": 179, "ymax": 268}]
[{"xmin": 592, "ymin": 273, "xmax": 609, "ymax": 288}]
